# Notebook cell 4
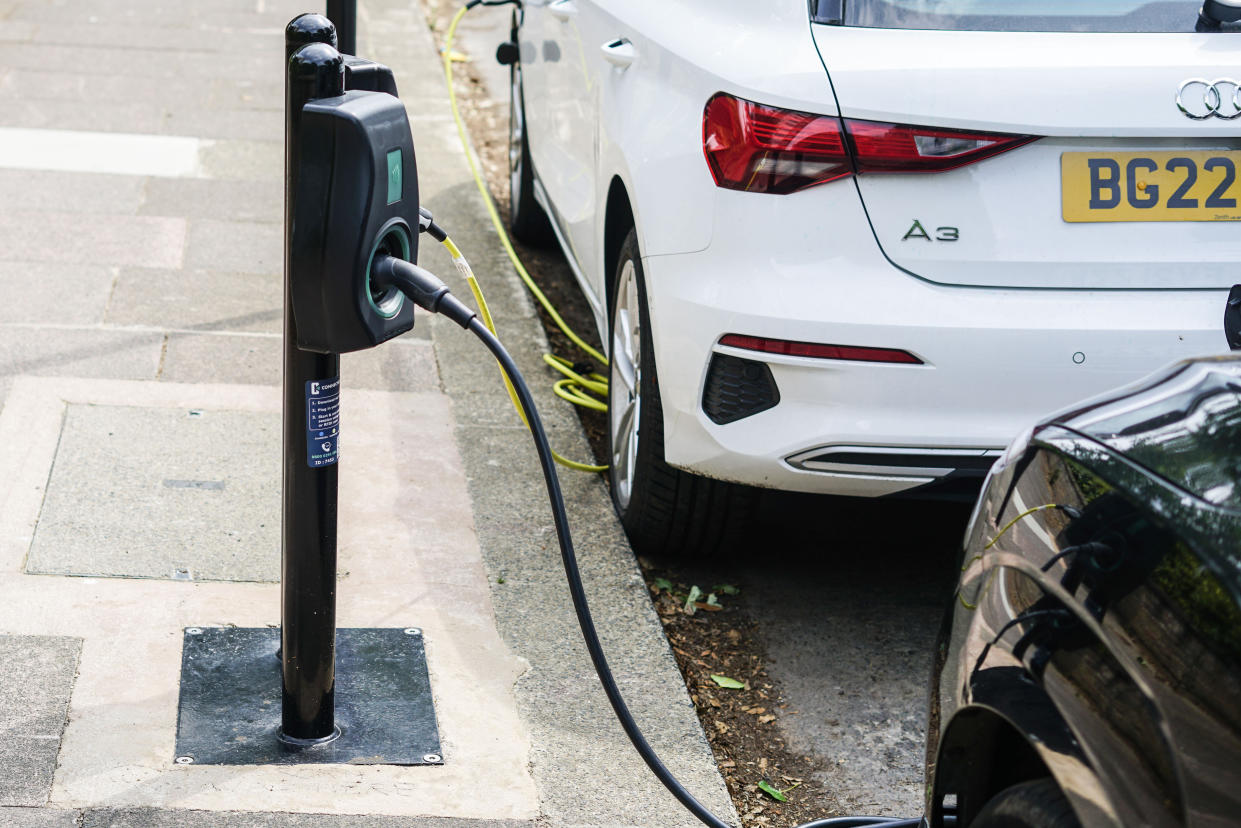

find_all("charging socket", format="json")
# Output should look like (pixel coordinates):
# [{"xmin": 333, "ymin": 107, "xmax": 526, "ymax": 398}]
[{"xmin": 290, "ymin": 89, "xmax": 419, "ymax": 353}]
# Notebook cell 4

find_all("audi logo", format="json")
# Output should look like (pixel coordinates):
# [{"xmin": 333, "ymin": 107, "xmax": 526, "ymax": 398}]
[{"xmin": 1177, "ymin": 78, "xmax": 1241, "ymax": 120}]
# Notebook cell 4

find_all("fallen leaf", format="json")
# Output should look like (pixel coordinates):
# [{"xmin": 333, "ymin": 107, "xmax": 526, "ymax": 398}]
[
  {"xmin": 757, "ymin": 780, "xmax": 788, "ymax": 802},
  {"xmin": 714, "ymin": 720, "xmax": 729, "ymax": 734},
  {"xmin": 758, "ymin": 714, "xmax": 776, "ymax": 724},
  {"xmin": 684, "ymin": 585, "xmax": 702, "ymax": 615},
  {"xmin": 710, "ymin": 674, "xmax": 745, "ymax": 689}
]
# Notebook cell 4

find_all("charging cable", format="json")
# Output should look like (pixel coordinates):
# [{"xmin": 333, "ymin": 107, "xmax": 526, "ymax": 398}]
[
  {"xmin": 436, "ymin": 1, "xmax": 612, "ymax": 471},
  {"xmin": 371, "ymin": 250, "xmax": 929, "ymax": 828},
  {"xmin": 417, "ymin": 208, "xmax": 607, "ymax": 472}
]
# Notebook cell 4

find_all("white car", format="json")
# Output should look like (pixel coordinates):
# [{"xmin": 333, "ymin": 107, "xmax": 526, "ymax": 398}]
[{"xmin": 507, "ymin": 0, "xmax": 1241, "ymax": 555}]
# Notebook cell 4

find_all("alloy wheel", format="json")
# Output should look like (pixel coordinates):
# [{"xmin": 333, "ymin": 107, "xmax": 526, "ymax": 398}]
[{"xmin": 610, "ymin": 259, "xmax": 642, "ymax": 510}]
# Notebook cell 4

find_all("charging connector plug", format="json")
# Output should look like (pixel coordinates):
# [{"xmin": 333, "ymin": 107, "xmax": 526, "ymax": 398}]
[{"xmin": 370, "ymin": 253, "xmax": 477, "ymax": 329}]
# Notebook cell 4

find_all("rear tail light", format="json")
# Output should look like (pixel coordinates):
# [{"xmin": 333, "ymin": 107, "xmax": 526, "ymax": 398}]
[
  {"xmin": 702, "ymin": 92, "xmax": 1035, "ymax": 194},
  {"xmin": 719, "ymin": 334, "xmax": 922, "ymax": 365},
  {"xmin": 846, "ymin": 120, "xmax": 1037, "ymax": 174},
  {"xmin": 703, "ymin": 94, "xmax": 851, "ymax": 195}
]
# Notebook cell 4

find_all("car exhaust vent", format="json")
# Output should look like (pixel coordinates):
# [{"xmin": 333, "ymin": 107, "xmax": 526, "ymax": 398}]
[{"xmin": 703, "ymin": 353, "xmax": 779, "ymax": 425}]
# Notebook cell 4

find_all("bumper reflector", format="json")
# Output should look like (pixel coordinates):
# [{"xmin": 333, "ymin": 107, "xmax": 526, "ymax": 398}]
[{"xmin": 719, "ymin": 334, "xmax": 922, "ymax": 364}]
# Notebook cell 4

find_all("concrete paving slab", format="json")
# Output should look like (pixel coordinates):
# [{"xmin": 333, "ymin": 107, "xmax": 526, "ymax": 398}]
[
  {"xmin": 183, "ymin": 219, "xmax": 279, "ymax": 274},
  {"xmin": 164, "ymin": 108, "xmax": 284, "ymax": 143},
  {"xmin": 160, "ymin": 333, "xmax": 280, "ymax": 386},
  {"xmin": 0, "ymin": 69, "xmax": 203, "ymax": 110},
  {"xmin": 139, "ymin": 178, "xmax": 282, "ymax": 224},
  {"xmin": 0, "ymin": 262, "xmax": 114, "ymax": 326},
  {"xmin": 0, "ymin": 98, "xmax": 166, "ymax": 135},
  {"xmin": 0, "ymin": 127, "xmax": 204, "ymax": 178},
  {"xmin": 0, "ymin": 807, "xmax": 80, "ymax": 828},
  {"xmin": 0, "ymin": 43, "xmax": 278, "ymax": 83},
  {"xmin": 0, "ymin": 168, "xmax": 145, "ymax": 214},
  {"xmin": 206, "ymin": 78, "xmax": 283, "ymax": 113},
  {"xmin": 0, "ymin": 376, "xmax": 537, "ymax": 820},
  {"xmin": 0, "ymin": 326, "xmax": 162, "ymax": 380},
  {"xmin": 82, "ymin": 809, "xmax": 531, "ymax": 828},
  {"xmin": 197, "ymin": 140, "xmax": 283, "ymax": 182},
  {"xmin": 26, "ymin": 404, "xmax": 281, "ymax": 582},
  {"xmin": 106, "ymin": 268, "xmax": 282, "ymax": 334},
  {"xmin": 0, "ymin": 210, "xmax": 185, "ymax": 269},
  {"xmin": 0, "ymin": 636, "xmax": 81, "ymax": 806},
  {"xmin": 29, "ymin": 24, "xmax": 279, "ymax": 57}
]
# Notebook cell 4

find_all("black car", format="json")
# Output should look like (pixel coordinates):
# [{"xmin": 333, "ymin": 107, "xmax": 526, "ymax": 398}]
[{"xmin": 926, "ymin": 355, "xmax": 1241, "ymax": 828}]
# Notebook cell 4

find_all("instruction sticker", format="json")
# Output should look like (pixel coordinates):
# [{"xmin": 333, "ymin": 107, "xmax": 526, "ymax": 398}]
[{"xmin": 306, "ymin": 377, "xmax": 340, "ymax": 468}]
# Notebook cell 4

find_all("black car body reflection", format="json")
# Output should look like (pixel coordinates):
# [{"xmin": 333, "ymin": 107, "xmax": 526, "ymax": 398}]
[{"xmin": 927, "ymin": 355, "xmax": 1241, "ymax": 828}]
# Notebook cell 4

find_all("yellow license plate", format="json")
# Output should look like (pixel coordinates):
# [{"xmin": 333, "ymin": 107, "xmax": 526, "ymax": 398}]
[{"xmin": 1062, "ymin": 151, "xmax": 1241, "ymax": 222}]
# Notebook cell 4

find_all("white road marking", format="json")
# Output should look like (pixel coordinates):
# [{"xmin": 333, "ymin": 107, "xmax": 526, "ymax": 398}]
[{"xmin": 0, "ymin": 127, "xmax": 207, "ymax": 178}]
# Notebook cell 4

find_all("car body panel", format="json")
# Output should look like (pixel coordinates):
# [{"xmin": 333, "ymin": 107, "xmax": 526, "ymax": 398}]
[
  {"xmin": 810, "ymin": 25, "xmax": 1241, "ymax": 290},
  {"xmin": 645, "ymin": 181, "xmax": 1227, "ymax": 495},
  {"xmin": 517, "ymin": 0, "xmax": 1241, "ymax": 498},
  {"xmin": 929, "ymin": 356, "xmax": 1241, "ymax": 826}
]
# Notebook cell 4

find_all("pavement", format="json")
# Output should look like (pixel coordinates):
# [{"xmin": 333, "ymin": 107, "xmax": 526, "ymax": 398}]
[{"xmin": 0, "ymin": 1, "xmax": 735, "ymax": 826}]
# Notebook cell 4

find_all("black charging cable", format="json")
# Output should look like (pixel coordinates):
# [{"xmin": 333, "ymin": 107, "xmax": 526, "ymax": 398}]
[{"xmin": 372, "ymin": 251, "xmax": 928, "ymax": 828}]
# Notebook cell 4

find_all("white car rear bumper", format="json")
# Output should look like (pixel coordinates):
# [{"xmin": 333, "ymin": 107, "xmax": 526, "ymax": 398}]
[{"xmin": 641, "ymin": 187, "xmax": 1229, "ymax": 497}]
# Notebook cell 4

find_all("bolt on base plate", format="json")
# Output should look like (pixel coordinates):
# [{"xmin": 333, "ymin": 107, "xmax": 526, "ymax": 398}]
[{"xmin": 175, "ymin": 627, "xmax": 441, "ymax": 765}]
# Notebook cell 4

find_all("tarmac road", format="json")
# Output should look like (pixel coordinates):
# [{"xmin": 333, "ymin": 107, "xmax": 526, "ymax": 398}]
[{"xmin": 448, "ymin": 6, "xmax": 972, "ymax": 819}]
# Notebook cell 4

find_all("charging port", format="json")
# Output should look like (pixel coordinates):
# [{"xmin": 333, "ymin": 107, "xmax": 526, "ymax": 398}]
[{"xmin": 367, "ymin": 223, "xmax": 411, "ymax": 318}]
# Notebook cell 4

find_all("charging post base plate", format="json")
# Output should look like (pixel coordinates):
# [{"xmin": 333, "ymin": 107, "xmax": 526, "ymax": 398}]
[{"xmin": 174, "ymin": 627, "xmax": 441, "ymax": 765}]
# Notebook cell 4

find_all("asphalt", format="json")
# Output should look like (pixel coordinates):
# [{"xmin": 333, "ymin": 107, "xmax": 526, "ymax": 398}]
[{"xmin": 0, "ymin": 1, "xmax": 735, "ymax": 826}]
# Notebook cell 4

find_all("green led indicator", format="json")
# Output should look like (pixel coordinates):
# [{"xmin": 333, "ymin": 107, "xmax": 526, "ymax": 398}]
[{"xmin": 386, "ymin": 149, "xmax": 402, "ymax": 205}]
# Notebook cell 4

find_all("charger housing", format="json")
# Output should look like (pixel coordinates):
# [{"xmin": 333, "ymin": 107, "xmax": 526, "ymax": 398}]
[{"xmin": 290, "ymin": 88, "xmax": 419, "ymax": 353}]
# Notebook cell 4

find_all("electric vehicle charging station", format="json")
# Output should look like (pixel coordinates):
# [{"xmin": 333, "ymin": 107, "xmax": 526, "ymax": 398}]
[
  {"xmin": 161, "ymin": 4, "xmax": 928, "ymax": 822},
  {"xmin": 173, "ymin": 13, "xmax": 442, "ymax": 766}
]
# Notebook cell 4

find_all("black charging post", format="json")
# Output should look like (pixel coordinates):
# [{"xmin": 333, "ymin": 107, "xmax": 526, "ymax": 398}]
[
  {"xmin": 171, "ymin": 13, "xmax": 439, "ymax": 767},
  {"xmin": 326, "ymin": 0, "xmax": 356, "ymax": 57},
  {"xmin": 281, "ymin": 14, "xmax": 344, "ymax": 747}
]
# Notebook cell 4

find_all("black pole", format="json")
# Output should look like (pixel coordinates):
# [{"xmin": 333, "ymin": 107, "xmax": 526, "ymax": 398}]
[
  {"xmin": 326, "ymin": 0, "xmax": 356, "ymax": 56},
  {"xmin": 282, "ymin": 14, "xmax": 343, "ymax": 745}
]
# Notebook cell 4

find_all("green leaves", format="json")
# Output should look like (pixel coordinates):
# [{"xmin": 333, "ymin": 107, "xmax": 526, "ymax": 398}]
[
  {"xmin": 653, "ymin": 577, "xmax": 673, "ymax": 592},
  {"xmin": 758, "ymin": 779, "xmax": 802, "ymax": 802},
  {"xmin": 684, "ymin": 585, "xmax": 702, "ymax": 614},
  {"xmin": 757, "ymin": 780, "xmax": 788, "ymax": 802},
  {"xmin": 710, "ymin": 674, "xmax": 745, "ymax": 689}
]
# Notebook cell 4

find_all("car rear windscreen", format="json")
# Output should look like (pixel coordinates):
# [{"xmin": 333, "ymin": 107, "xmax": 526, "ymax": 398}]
[{"xmin": 812, "ymin": 1, "xmax": 1212, "ymax": 32}]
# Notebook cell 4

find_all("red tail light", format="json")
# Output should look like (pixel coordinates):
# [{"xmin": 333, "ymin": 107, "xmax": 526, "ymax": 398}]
[
  {"xmin": 703, "ymin": 93, "xmax": 851, "ymax": 195},
  {"xmin": 846, "ymin": 121, "xmax": 1037, "ymax": 174},
  {"xmin": 702, "ymin": 92, "xmax": 1035, "ymax": 194},
  {"xmin": 719, "ymin": 334, "xmax": 922, "ymax": 365}
]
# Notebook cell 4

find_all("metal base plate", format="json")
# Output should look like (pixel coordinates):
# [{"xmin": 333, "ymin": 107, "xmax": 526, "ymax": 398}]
[{"xmin": 174, "ymin": 627, "xmax": 441, "ymax": 766}]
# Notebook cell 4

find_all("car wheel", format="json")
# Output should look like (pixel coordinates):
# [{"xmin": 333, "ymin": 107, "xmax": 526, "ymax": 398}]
[
  {"xmin": 607, "ymin": 228, "xmax": 756, "ymax": 557},
  {"xmin": 507, "ymin": 38, "xmax": 553, "ymax": 246},
  {"xmin": 972, "ymin": 779, "xmax": 1079, "ymax": 828}
]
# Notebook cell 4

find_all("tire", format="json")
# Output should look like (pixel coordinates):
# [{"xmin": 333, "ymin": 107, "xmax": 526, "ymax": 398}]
[
  {"xmin": 972, "ymin": 779, "xmax": 1080, "ymax": 828},
  {"xmin": 607, "ymin": 228, "xmax": 756, "ymax": 557},
  {"xmin": 507, "ymin": 32, "xmax": 554, "ymax": 246}
]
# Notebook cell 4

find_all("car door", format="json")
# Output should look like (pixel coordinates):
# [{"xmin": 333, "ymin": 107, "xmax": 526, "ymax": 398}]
[{"xmin": 527, "ymin": 0, "xmax": 602, "ymax": 282}]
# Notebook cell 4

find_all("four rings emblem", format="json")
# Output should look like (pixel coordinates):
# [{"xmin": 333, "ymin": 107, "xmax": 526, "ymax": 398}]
[{"xmin": 1177, "ymin": 78, "xmax": 1241, "ymax": 120}]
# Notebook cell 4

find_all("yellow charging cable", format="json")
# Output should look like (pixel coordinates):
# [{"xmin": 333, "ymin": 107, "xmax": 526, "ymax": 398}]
[
  {"xmin": 438, "ymin": 233, "xmax": 608, "ymax": 472},
  {"xmin": 440, "ymin": 4, "xmax": 608, "ymax": 472}
]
